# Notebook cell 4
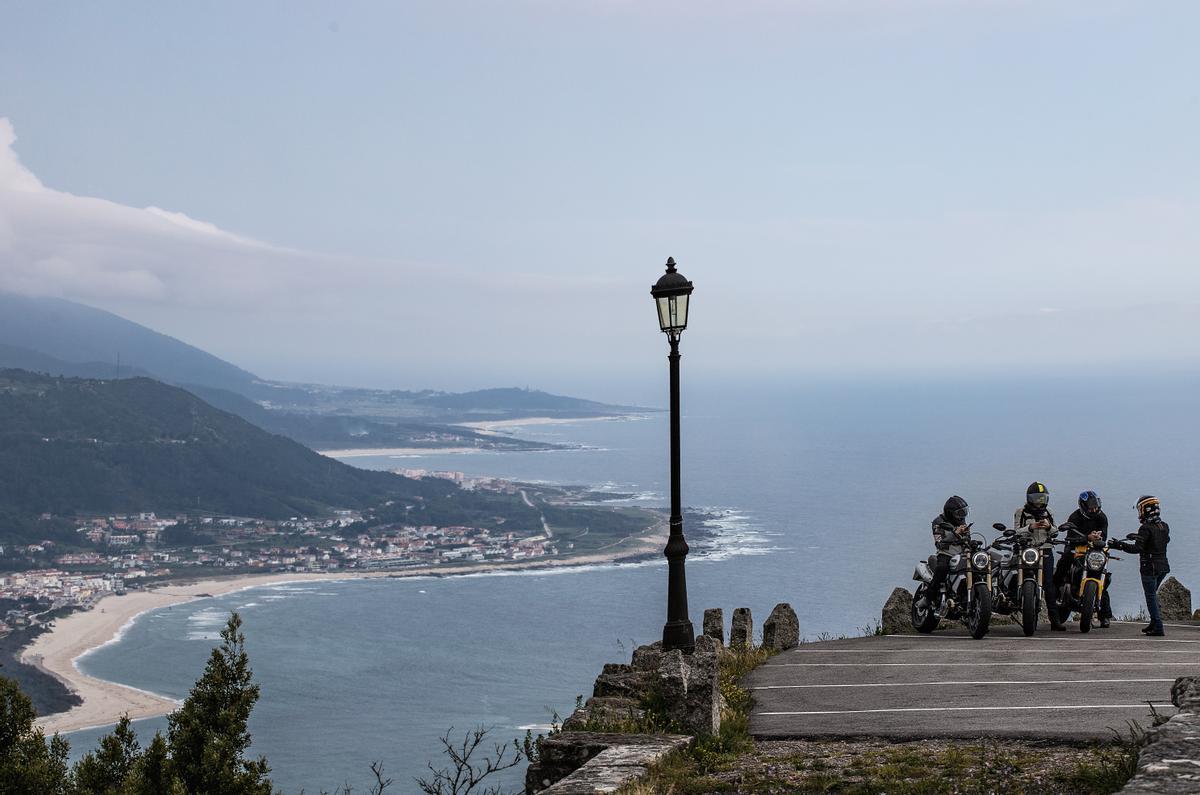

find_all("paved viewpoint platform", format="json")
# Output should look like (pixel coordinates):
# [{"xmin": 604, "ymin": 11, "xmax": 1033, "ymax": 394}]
[{"xmin": 748, "ymin": 620, "xmax": 1200, "ymax": 742}]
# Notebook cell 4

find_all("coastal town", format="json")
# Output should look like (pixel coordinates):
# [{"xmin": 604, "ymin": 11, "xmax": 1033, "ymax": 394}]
[{"xmin": 0, "ymin": 471, "xmax": 565, "ymax": 635}]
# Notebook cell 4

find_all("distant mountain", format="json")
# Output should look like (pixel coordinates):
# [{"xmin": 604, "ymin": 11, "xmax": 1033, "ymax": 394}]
[
  {"xmin": 415, "ymin": 387, "xmax": 637, "ymax": 416},
  {"xmin": 184, "ymin": 383, "xmax": 558, "ymax": 451},
  {"xmin": 0, "ymin": 370, "xmax": 450, "ymax": 527},
  {"xmin": 0, "ymin": 342, "xmax": 155, "ymax": 380},
  {"xmin": 0, "ymin": 292, "xmax": 260, "ymax": 394},
  {"xmin": 0, "ymin": 293, "xmax": 645, "ymax": 447}
]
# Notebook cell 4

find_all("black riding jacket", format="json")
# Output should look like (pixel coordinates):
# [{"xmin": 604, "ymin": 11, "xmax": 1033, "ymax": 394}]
[
  {"xmin": 1064, "ymin": 508, "xmax": 1109, "ymax": 546},
  {"xmin": 1115, "ymin": 520, "xmax": 1171, "ymax": 576},
  {"xmin": 931, "ymin": 514, "xmax": 965, "ymax": 552}
]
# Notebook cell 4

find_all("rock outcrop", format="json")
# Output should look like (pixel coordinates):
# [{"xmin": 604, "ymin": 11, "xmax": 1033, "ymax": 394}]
[
  {"xmin": 762, "ymin": 603, "xmax": 800, "ymax": 650},
  {"xmin": 730, "ymin": 607, "xmax": 753, "ymax": 650},
  {"xmin": 881, "ymin": 587, "xmax": 914, "ymax": 635},
  {"xmin": 1157, "ymin": 577, "xmax": 1192, "ymax": 622},
  {"xmin": 702, "ymin": 608, "xmax": 724, "ymax": 645}
]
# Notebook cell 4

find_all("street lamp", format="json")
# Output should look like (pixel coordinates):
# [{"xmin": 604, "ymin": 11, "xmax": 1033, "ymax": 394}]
[{"xmin": 651, "ymin": 257, "xmax": 695, "ymax": 652}]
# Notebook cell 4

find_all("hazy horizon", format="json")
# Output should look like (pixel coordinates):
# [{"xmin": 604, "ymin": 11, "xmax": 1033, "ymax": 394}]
[{"xmin": 2, "ymin": 2, "xmax": 1198, "ymax": 401}]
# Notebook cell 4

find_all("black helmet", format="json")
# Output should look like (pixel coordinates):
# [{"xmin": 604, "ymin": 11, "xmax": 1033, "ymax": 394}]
[
  {"xmin": 943, "ymin": 495, "xmax": 969, "ymax": 524},
  {"xmin": 1136, "ymin": 495, "xmax": 1161, "ymax": 522},
  {"xmin": 1026, "ymin": 481, "xmax": 1049, "ymax": 510},
  {"xmin": 1078, "ymin": 490, "xmax": 1102, "ymax": 516}
]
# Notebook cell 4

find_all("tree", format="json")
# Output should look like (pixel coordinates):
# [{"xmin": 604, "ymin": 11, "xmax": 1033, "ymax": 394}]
[
  {"xmin": 123, "ymin": 733, "xmax": 185, "ymax": 795},
  {"xmin": 165, "ymin": 612, "xmax": 273, "ymax": 794},
  {"xmin": 415, "ymin": 727, "xmax": 523, "ymax": 795},
  {"xmin": 0, "ymin": 676, "xmax": 71, "ymax": 794},
  {"xmin": 72, "ymin": 714, "xmax": 140, "ymax": 794}
]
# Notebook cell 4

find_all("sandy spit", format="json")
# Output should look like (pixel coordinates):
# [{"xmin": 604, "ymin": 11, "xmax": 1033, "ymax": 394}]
[{"xmin": 24, "ymin": 521, "xmax": 667, "ymax": 735}]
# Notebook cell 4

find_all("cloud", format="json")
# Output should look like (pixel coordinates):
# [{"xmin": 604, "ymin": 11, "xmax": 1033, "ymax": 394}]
[
  {"xmin": 0, "ymin": 119, "xmax": 44, "ymax": 192},
  {"xmin": 1, "ymin": 115, "xmax": 1197, "ymax": 393}
]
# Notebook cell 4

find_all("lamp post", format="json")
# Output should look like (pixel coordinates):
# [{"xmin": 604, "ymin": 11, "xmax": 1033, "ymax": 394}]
[{"xmin": 651, "ymin": 257, "xmax": 695, "ymax": 652}]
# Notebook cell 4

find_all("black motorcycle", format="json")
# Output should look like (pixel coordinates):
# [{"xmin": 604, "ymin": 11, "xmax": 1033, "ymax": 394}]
[
  {"xmin": 989, "ymin": 522, "xmax": 1056, "ymax": 636},
  {"xmin": 1055, "ymin": 523, "xmax": 1120, "ymax": 633},
  {"xmin": 911, "ymin": 528, "xmax": 993, "ymax": 639}
]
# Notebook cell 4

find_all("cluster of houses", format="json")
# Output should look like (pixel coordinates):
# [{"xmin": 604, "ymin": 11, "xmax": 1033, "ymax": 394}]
[
  {"xmin": 0, "ymin": 569, "xmax": 127, "ymax": 634},
  {"xmin": 2, "ymin": 491, "xmax": 560, "ymax": 629}
]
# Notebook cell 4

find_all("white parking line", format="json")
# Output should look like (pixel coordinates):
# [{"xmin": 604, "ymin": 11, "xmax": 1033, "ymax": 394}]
[
  {"xmin": 752, "ymin": 678, "xmax": 1174, "ymax": 690},
  {"xmin": 756, "ymin": 704, "xmax": 1177, "ymax": 717},
  {"xmin": 1020, "ymin": 635, "xmax": 1200, "ymax": 644},
  {"xmin": 782, "ymin": 653, "xmax": 1200, "ymax": 658},
  {"xmin": 773, "ymin": 661, "xmax": 1197, "ymax": 667}
]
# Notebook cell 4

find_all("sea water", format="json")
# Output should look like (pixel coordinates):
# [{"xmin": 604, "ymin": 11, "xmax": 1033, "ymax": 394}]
[{"xmin": 71, "ymin": 375, "xmax": 1200, "ymax": 792}]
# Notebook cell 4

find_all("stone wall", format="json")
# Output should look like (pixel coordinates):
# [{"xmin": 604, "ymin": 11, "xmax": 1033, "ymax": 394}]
[{"xmin": 1120, "ymin": 677, "xmax": 1200, "ymax": 793}]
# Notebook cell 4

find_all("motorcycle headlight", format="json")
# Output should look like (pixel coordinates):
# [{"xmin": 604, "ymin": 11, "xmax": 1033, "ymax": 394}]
[
  {"xmin": 1086, "ymin": 551, "xmax": 1107, "ymax": 571},
  {"xmin": 1021, "ymin": 548, "xmax": 1040, "ymax": 566},
  {"xmin": 972, "ymin": 552, "xmax": 990, "ymax": 570}
]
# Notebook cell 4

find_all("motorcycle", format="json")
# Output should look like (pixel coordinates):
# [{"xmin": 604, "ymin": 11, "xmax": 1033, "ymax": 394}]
[
  {"xmin": 1054, "ymin": 523, "xmax": 1120, "ymax": 633},
  {"xmin": 988, "ymin": 521, "xmax": 1057, "ymax": 636},
  {"xmin": 911, "ymin": 527, "xmax": 994, "ymax": 639}
]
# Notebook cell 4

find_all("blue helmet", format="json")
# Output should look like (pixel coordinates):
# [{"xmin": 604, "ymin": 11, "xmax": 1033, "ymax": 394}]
[{"xmin": 1078, "ymin": 490, "xmax": 1101, "ymax": 516}]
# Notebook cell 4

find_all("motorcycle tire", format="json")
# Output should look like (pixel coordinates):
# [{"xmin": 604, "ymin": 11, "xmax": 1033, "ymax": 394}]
[
  {"xmin": 1080, "ymin": 580, "xmax": 1098, "ymax": 634},
  {"xmin": 968, "ymin": 582, "xmax": 992, "ymax": 640},
  {"xmin": 1020, "ymin": 579, "xmax": 1038, "ymax": 637},
  {"xmin": 911, "ymin": 584, "xmax": 940, "ymax": 634},
  {"xmin": 1056, "ymin": 583, "xmax": 1073, "ymax": 625}
]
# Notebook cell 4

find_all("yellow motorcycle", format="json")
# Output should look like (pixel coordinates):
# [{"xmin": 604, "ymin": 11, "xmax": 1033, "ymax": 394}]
[{"xmin": 1054, "ymin": 523, "xmax": 1119, "ymax": 633}]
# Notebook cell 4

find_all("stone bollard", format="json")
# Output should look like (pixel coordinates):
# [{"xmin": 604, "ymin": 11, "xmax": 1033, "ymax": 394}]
[
  {"xmin": 762, "ymin": 603, "xmax": 800, "ymax": 650},
  {"xmin": 881, "ymin": 587, "xmax": 914, "ymax": 635},
  {"xmin": 1157, "ymin": 576, "xmax": 1192, "ymax": 621},
  {"xmin": 702, "ymin": 608, "xmax": 724, "ymax": 646},
  {"xmin": 729, "ymin": 608, "xmax": 753, "ymax": 650}
]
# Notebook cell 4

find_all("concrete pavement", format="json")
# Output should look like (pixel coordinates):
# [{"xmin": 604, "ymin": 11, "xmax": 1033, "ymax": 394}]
[{"xmin": 747, "ymin": 620, "xmax": 1200, "ymax": 741}]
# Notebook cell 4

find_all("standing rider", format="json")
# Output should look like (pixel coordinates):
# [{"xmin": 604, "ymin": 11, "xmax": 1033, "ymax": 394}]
[
  {"xmin": 1054, "ymin": 490, "xmax": 1112, "ymax": 628},
  {"xmin": 929, "ymin": 495, "xmax": 971, "ymax": 605},
  {"xmin": 1015, "ymin": 482, "xmax": 1065, "ymax": 631},
  {"xmin": 1110, "ymin": 495, "xmax": 1171, "ymax": 637}
]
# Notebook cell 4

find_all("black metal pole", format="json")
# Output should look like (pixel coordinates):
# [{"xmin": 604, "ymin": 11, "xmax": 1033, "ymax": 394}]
[{"xmin": 662, "ymin": 333, "xmax": 695, "ymax": 651}]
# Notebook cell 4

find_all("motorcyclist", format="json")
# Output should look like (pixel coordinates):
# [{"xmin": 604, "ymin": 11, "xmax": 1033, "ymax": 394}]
[
  {"xmin": 1110, "ymin": 495, "xmax": 1171, "ymax": 637},
  {"xmin": 1014, "ymin": 481, "xmax": 1065, "ymax": 631},
  {"xmin": 1054, "ymin": 490, "xmax": 1112, "ymax": 628},
  {"xmin": 928, "ymin": 495, "xmax": 971, "ymax": 605}
]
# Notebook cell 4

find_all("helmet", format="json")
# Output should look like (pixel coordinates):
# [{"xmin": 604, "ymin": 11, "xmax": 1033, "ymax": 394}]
[
  {"xmin": 1078, "ymin": 490, "xmax": 1102, "ymax": 516},
  {"xmin": 1026, "ymin": 481, "xmax": 1050, "ymax": 510},
  {"xmin": 943, "ymin": 495, "xmax": 969, "ymax": 524},
  {"xmin": 1136, "ymin": 495, "xmax": 1161, "ymax": 522}
]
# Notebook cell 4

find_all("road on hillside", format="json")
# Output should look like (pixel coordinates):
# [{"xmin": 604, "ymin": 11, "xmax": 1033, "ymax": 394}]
[{"xmin": 747, "ymin": 620, "xmax": 1200, "ymax": 741}]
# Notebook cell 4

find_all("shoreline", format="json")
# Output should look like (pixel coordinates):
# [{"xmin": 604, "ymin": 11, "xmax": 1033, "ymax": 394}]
[
  {"xmin": 24, "ymin": 520, "xmax": 668, "ymax": 735},
  {"xmin": 456, "ymin": 414, "xmax": 642, "ymax": 434}
]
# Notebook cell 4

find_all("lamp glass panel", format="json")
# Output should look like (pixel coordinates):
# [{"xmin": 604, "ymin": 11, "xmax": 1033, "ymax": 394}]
[
  {"xmin": 657, "ymin": 296, "xmax": 672, "ymax": 331},
  {"xmin": 673, "ymin": 293, "xmax": 689, "ymax": 329}
]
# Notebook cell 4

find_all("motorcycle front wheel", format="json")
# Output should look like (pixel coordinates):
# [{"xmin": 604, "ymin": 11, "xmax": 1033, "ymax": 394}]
[
  {"xmin": 911, "ymin": 583, "xmax": 940, "ymax": 634},
  {"xmin": 1079, "ymin": 580, "xmax": 1099, "ymax": 633},
  {"xmin": 1020, "ymin": 579, "xmax": 1038, "ymax": 637},
  {"xmin": 968, "ymin": 582, "xmax": 992, "ymax": 640}
]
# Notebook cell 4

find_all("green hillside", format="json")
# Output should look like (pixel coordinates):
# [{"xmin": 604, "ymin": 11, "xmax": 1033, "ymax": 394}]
[{"xmin": 0, "ymin": 370, "xmax": 452, "ymax": 525}]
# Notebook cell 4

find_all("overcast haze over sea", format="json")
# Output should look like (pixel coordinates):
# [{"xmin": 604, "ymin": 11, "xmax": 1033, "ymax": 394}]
[{"xmin": 70, "ymin": 375, "xmax": 1200, "ymax": 793}]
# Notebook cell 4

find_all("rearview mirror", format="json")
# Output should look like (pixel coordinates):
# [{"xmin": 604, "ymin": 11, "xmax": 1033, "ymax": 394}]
[{"xmin": 992, "ymin": 523, "xmax": 1006, "ymax": 532}]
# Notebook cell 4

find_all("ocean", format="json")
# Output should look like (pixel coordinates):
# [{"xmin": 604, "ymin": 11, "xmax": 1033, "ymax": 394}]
[{"xmin": 69, "ymin": 375, "xmax": 1200, "ymax": 792}]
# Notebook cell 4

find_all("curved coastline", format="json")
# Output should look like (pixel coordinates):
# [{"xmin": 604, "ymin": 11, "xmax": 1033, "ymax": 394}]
[{"xmin": 24, "ymin": 520, "xmax": 671, "ymax": 735}]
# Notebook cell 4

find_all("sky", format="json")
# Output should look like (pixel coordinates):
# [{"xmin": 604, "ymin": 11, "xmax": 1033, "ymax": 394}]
[{"xmin": 1, "ymin": 1, "xmax": 1198, "ymax": 403}]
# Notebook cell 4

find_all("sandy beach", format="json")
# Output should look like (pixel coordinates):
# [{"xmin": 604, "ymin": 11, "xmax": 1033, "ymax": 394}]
[
  {"xmin": 457, "ymin": 415, "xmax": 638, "ymax": 434},
  {"xmin": 23, "ymin": 519, "xmax": 667, "ymax": 735}
]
